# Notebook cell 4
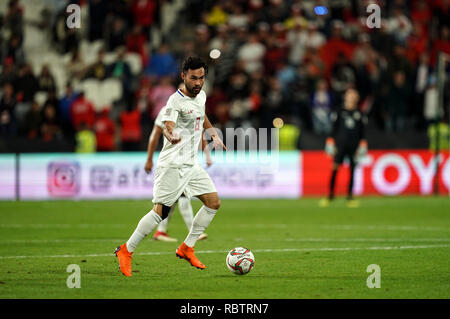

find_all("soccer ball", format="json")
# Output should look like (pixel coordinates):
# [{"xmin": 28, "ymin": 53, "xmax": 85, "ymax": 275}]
[{"xmin": 226, "ymin": 247, "xmax": 255, "ymax": 275}]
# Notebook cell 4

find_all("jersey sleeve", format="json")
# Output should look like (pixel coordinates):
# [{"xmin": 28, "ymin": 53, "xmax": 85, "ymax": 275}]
[
  {"xmin": 330, "ymin": 110, "xmax": 339, "ymax": 140},
  {"xmin": 359, "ymin": 113, "xmax": 368, "ymax": 141},
  {"xmin": 161, "ymin": 96, "xmax": 179, "ymax": 124},
  {"xmin": 154, "ymin": 107, "xmax": 165, "ymax": 128}
]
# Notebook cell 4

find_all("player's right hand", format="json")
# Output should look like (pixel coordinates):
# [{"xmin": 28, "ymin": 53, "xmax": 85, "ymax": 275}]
[
  {"xmin": 144, "ymin": 160, "xmax": 153, "ymax": 173},
  {"xmin": 169, "ymin": 134, "xmax": 181, "ymax": 144}
]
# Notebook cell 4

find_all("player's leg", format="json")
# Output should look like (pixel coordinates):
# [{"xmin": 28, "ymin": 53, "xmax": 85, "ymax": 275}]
[
  {"xmin": 154, "ymin": 204, "xmax": 178, "ymax": 242},
  {"xmin": 347, "ymin": 153, "xmax": 360, "ymax": 208},
  {"xmin": 178, "ymin": 194, "xmax": 194, "ymax": 230},
  {"xmin": 115, "ymin": 203, "xmax": 171, "ymax": 276},
  {"xmin": 178, "ymin": 194, "xmax": 208, "ymax": 240},
  {"xmin": 184, "ymin": 192, "xmax": 219, "ymax": 247},
  {"xmin": 329, "ymin": 162, "xmax": 339, "ymax": 200},
  {"xmin": 176, "ymin": 165, "xmax": 217, "ymax": 269},
  {"xmin": 115, "ymin": 166, "xmax": 182, "ymax": 276}
]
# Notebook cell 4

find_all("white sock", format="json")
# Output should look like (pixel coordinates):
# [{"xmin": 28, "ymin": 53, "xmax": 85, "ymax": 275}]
[
  {"xmin": 184, "ymin": 206, "xmax": 217, "ymax": 247},
  {"xmin": 126, "ymin": 209, "xmax": 162, "ymax": 252},
  {"xmin": 178, "ymin": 196, "xmax": 194, "ymax": 230},
  {"xmin": 157, "ymin": 207, "xmax": 175, "ymax": 233}
]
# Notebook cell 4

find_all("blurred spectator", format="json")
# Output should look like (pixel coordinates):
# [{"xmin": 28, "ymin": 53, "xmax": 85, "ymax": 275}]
[
  {"xmin": 205, "ymin": 85, "xmax": 228, "ymax": 124},
  {"xmin": 4, "ymin": 0, "xmax": 24, "ymax": 41},
  {"xmin": 88, "ymin": 0, "xmax": 108, "ymax": 42},
  {"xmin": 4, "ymin": 35, "xmax": 25, "ymax": 66},
  {"xmin": 319, "ymin": 20, "xmax": 354, "ymax": 76},
  {"xmin": 37, "ymin": 65, "xmax": 56, "ymax": 93},
  {"xmin": 75, "ymin": 122, "xmax": 96, "ymax": 153},
  {"xmin": 145, "ymin": 43, "xmax": 178, "ymax": 78},
  {"xmin": 431, "ymin": 26, "xmax": 450, "ymax": 66},
  {"xmin": 405, "ymin": 22, "xmax": 428, "ymax": 65},
  {"xmin": 135, "ymin": 75, "xmax": 153, "ymax": 113},
  {"xmin": 428, "ymin": 119, "xmax": 449, "ymax": 151},
  {"xmin": 95, "ymin": 107, "xmax": 116, "ymax": 151},
  {"xmin": 70, "ymin": 92, "xmax": 96, "ymax": 130},
  {"xmin": 84, "ymin": 49, "xmax": 109, "ymax": 81},
  {"xmin": 264, "ymin": 33, "xmax": 287, "ymax": 76},
  {"xmin": 227, "ymin": 3, "xmax": 249, "ymax": 29},
  {"xmin": 131, "ymin": 0, "xmax": 157, "ymax": 39},
  {"xmin": 106, "ymin": 16, "xmax": 127, "ymax": 52},
  {"xmin": 304, "ymin": 21, "xmax": 326, "ymax": 51},
  {"xmin": 109, "ymin": 47, "xmax": 133, "ymax": 98},
  {"xmin": 412, "ymin": 53, "xmax": 432, "ymax": 130},
  {"xmin": 237, "ymin": 33, "xmax": 266, "ymax": 74},
  {"xmin": 14, "ymin": 63, "xmax": 38, "ymax": 103},
  {"xmin": 279, "ymin": 120, "xmax": 300, "ymax": 150},
  {"xmin": 310, "ymin": 79, "xmax": 334, "ymax": 135},
  {"xmin": 148, "ymin": 76, "xmax": 175, "ymax": 120},
  {"xmin": 386, "ymin": 6, "xmax": 412, "ymax": 45},
  {"xmin": 330, "ymin": 52, "xmax": 356, "ymax": 97},
  {"xmin": 120, "ymin": 104, "xmax": 142, "ymax": 151},
  {"xmin": 203, "ymin": 3, "xmax": 228, "ymax": 27},
  {"xmin": 423, "ymin": 75, "xmax": 441, "ymax": 127},
  {"xmin": 59, "ymin": 84, "xmax": 79, "ymax": 130},
  {"xmin": 385, "ymin": 70, "xmax": 411, "ymax": 132},
  {"xmin": 67, "ymin": 49, "xmax": 87, "ymax": 81},
  {"xmin": 22, "ymin": 101, "xmax": 42, "ymax": 139},
  {"xmin": 0, "ymin": 82, "xmax": 17, "ymax": 136},
  {"xmin": 0, "ymin": 57, "xmax": 18, "ymax": 87},
  {"xmin": 286, "ymin": 19, "xmax": 308, "ymax": 66},
  {"xmin": 126, "ymin": 25, "xmax": 148, "ymax": 67},
  {"xmin": 40, "ymin": 103, "xmax": 62, "ymax": 142}
]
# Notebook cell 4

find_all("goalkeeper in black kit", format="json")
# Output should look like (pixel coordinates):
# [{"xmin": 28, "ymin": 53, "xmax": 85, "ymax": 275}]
[{"xmin": 319, "ymin": 87, "xmax": 368, "ymax": 208}]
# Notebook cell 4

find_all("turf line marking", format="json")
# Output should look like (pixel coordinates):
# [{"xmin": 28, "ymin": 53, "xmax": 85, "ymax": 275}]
[
  {"xmin": 3, "ymin": 238, "xmax": 450, "ymax": 244},
  {"xmin": 1, "ymin": 244, "xmax": 449, "ymax": 260},
  {"xmin": 321, "ymin": 225, "xmax": 450, "ymax": 231}
]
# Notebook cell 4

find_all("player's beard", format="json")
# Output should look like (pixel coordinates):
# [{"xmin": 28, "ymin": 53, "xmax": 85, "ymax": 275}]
[{"xmin": 185, "ymin": 82, "xmax": 202, "ymax": 97}]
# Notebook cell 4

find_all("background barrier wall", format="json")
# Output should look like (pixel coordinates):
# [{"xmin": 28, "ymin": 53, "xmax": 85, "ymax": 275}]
[{"xmin": 0, "ymin": 150, "xmax": 448, "ymax": 200}]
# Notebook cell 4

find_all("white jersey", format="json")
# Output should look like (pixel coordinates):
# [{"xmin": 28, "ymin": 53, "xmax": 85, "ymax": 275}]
[
  {"xmin": 154, "ymin": 106, "xmax": 165, "ymax": 129},
  {"xmin": 157, "ymin": 88, "xmax": 206, "ymax": 168}
]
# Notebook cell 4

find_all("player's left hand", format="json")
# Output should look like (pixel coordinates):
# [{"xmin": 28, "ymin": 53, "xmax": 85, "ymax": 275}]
[
  {"xmin": 144, "ymin": 160, "xmax": 153, "ymax": 174},
  {"xmin": 212, "ymin": 135, "xmax": 226, "ymax": 150}
]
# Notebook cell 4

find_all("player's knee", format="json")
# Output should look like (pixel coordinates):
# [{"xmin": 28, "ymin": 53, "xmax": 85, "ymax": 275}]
[{"xmin": 208, "ymin": 199, "xmax": 220, "ymax": 210}]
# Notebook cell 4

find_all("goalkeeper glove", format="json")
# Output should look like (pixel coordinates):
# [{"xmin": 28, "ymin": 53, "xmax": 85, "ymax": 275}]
[
  {"xmin": 355, "ymin": 140, "xmax": 368, "ymax": 161},
  {"xmin": 325, "ymin": 138, "xmax": 336, "ymax": 156}
]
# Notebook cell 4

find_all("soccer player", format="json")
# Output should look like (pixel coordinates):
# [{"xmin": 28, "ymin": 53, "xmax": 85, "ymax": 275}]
[
  {"xmin": 144, "ymin": 102, "xmax": 211, "ymax": 242},
  {"xmin": 115, "ymin": 57, "xmax": 226, "ymax": 276},
  {"xmin": 319, "ymin": 87, "xmax": 368, "ymax": 208}
]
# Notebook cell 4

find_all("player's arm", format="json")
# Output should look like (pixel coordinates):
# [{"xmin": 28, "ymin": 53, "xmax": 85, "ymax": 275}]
[
  {"xmin": 144, "ymin": 125, "xmax": 163, "ymax": 173},
  {"xmin": 203, "ymin": 114, "xmax": 226, "ymax": 150},
  {"xmin": 325, "ymin": 111, "xmax": 339, "ymax": 156},
  {"xmin": 201, "ymin": 131, "xmax": 213, "ymax": 167},
  {"xmin": 162, "ymin": 120, "xmax": 181, "ymax": 144},
  {"xmin": 356, "ymin": 114, "xmax": 368, "ymax": 159}
]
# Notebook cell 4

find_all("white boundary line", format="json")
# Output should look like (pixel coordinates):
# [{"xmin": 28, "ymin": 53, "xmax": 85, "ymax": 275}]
[
  {"xmin": 2, "ymin": 237, "xmax": 450, "ymax": 244},
  {"xmin": 1, "ymin": 224, "xmax": 449, "ymax": 231},
  {"xmin": 1, "ymin": 244, "xmax": 449, "ymax": 260}
]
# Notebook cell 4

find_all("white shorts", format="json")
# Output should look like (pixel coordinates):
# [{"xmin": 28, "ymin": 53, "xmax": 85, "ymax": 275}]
[{"xmin": 152, "ymin": 164, "xmax": 217, "ymax": 207}]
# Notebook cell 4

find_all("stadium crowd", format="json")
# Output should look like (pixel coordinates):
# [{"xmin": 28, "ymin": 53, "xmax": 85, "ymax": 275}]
[{"xmin": 0, "ymin": 0, "xmax": 449, "ymax": 152}]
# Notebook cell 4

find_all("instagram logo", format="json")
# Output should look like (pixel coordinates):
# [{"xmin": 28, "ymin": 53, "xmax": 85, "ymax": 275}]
[{"xmin": 47, "ymin": 161, "xmax": 81, "ymax": 197}]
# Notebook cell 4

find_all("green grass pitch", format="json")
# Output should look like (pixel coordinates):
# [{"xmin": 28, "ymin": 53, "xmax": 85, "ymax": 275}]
[{"xmin": 0, "ymin": 197, "xmax": 449, "ymax": 299}]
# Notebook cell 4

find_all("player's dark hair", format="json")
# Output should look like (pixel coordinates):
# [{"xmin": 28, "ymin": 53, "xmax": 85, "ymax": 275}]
[{"xmin": 182, "ymin": 56, "xmax": 208, "ymax": 75}]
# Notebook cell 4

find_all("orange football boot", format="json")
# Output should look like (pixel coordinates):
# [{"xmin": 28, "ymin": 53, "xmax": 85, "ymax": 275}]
[
  {"xmin": 176, "ymin": 242, "xmax": 206, "ymax": 269},
  {"xmin": 114, "ymin": 243, "xmax": 133, "ymax": 277}
]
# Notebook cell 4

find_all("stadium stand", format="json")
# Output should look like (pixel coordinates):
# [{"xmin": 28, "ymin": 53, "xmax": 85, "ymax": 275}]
[{"xmin": 0, "ymin": 0, "xmax": 449, "ymax": 153}]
